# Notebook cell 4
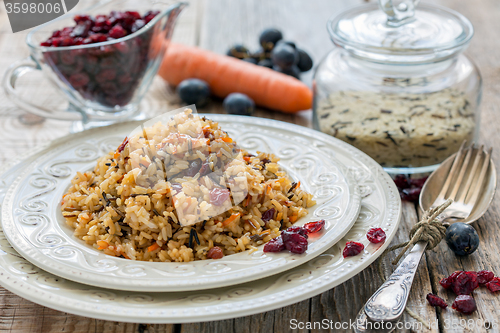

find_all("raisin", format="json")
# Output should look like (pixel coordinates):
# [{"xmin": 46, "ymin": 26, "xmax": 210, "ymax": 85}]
[
  {"xmin": 281, "ymin": 226, "xmax": 308, "ymax": 242},
  {"xmin": 366, "ymin": 227, "xmax": 386, "ymax": 243},
  {"xmin": 451, "ymin": 271, "xmax": 478, "ymax": 295},
  {"xmin": 261, "ymin": 208, "xmax": 276, "ymax": 222},
  {"xmin": 486, "ymin": 277, "xmax": 500, "ymax": 292},
  {"xmin": 439, "ymin": 271, "xmax": 462, "ymax": 289},
  {"xmin": 342, "ymin": 241, "xmax": 364, "ymax": 258},
  {"xmin": 477, "ymin": 270, "xmax": 495, "ymax": 284},
  {"xmin": 426, "ymin": 293, "xmax": 448, "ymax": 309},
  {"xmin": 452, "ymin": 295, "xmax": 476, "ymax": 314},
  {"xmin": 263, "ymin": 236, "xmax": 285, "ymax": 253},
  {"xmin": 284, "ymin": 233, "xmax": 308, "ymax": 254},
  {"xmin": 303, "ymin": 220, "xmax": 325, "ymax": 234},
  {"xmin": 207, "ymin": 246, "xmax": 224, "ymax": 259},
  {"xmin": 209, "ymin": 188, "xmax": 230, "ymax": 206}
]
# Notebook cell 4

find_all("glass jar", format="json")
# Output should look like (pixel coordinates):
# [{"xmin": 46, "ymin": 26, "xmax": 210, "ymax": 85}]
[{"xmin": 313, "ymin": 1, "xmax": 481, "ymax": 174}]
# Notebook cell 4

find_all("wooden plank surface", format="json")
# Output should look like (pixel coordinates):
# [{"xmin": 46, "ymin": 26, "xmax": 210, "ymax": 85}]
[{"xmin": 0, "ymin": 0, "xmax": 499, "ymax": 332}]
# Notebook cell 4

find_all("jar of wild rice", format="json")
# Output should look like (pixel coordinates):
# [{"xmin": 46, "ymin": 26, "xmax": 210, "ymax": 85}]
[{"xmin": 313, "ymin": 0, "xmax": 481, "ymax": 174}]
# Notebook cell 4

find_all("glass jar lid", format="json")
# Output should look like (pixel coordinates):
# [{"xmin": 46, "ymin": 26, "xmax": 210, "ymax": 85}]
[{"xmin": 328, "ymin": 1, "xmax": 474, "ymax": 64}]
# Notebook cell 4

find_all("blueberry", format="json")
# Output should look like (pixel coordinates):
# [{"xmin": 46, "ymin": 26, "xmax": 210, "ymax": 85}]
[
  {"xmin": 258, "ymin": 59, "xmax": 273, "ymax": 68},
  {"xmin": 226, "ymin": 44, "xmax": 249, "ymax": 59},
  {"xmin": 445, "ymin": 222, "xmax": 479, "ymax": 256},
  {"xmin": 273, "ymin": 65, "xmax": 300, "ymax": 79},
  {"xmin": 271, "ymin": 43, "xmax": 298, "ymax": 69},
  {"xmin": 176, "ymin": 79, "xmax": 210, "ymax": 106},
  {"xmin": 259, "ymin": 28, "xmax": 283, "ymax": 51},
  {"xmin": 296, "ymin": 48, "xmax": 313, "ymax": 72},
  {"xmin": 223, "ymin": 93, "xmax": 255, "ymax": 116},
  {"xmin": 242, "ymin": 57, "xmax": 258, "ymax": 65}
]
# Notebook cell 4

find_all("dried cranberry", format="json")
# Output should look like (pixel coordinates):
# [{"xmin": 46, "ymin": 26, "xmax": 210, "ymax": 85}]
[
  {"xmin": 303, "ymin": 220, "xmax": 325, "ymax": 234},
  {"xmin": 261, "ymin": 208, "xmax": 275, "ymax": 222},
  {"xmin": 342, "ymin": 241, "xmax": 364, "ymax": 258},
  {"xmin": 426, "ymin": 293, "xmax": 448, "ymax": 309},
  {"xmin": 69, "ymin": 73, "xmax": 90, "ymax": 88},
  {"xmin": 185, "ymin": 159, "xmax": 202, "ymax": 177},
  {"xmin": 71, "ymin": 21, "xmax": 91, "ymax": 37},
  {"xmin": 51, "ymin": 30, "xmax": 61, "ymax": 37},
  {"xmin": 439, "ymin": 271, "xmax": 462, "ymax": 289},
  {"xmin": 284, "ymin": 233, "xmax": 308, "ymax": 254},
  {"xmin": 89, "ymin": 33, "xmax": 107, "ymax": 43},
  {"xmin": 410, "ymin": 176, "xmax": 428, "ymax": 188},
  {"xmin": 131, "ymin": 19, "xmax": 146, "ymax": 33},
  {"xmin": 74, "ymin": 14, "xmax": 93, "ymax": 24},
  {"xmin": 170, "ymin": 183, "xmax": 182, "ymax": 194},
  {"xmin": 393, "ymin": 174, "xmax": 410, "ymax": 189},
  {"xmin": 60, "ymin": 37, "xmax": 76, "ymax": 46},
  {"xmin": 109, "ymin": 24, "xmax": 127, "ymax": 39},
  {"xmin": 281, "ymin": 227, "xmax": 308, "ymax": 242},
  {"xmin": 209, "ymin": 188, "xmax": 230, "ymax": 206},
  {"xmin": 40, "ymin": 40, "xmax": 52, "ymax": 47},
  {"xmin": 486, "ymin": 277, "xmax": 500, "ymax": 292},
  {"xmin": 451, "ymin": 271, "xmax": 478, "ymax": 295},
  {"xmin": 125, "ymin": 11, "xmax": 141, "ymax": 20},
  {"xmin": 60, "ymin": 27, "xmax": 74, "ymax": 37},
  {"xmin": 452, "ymin": 295, "xmax": 476, "ymax": 314},
  {"xmin": 115, "ymin": 41, "xmax": 130, "ymax": 53},
  {"xmin": 144, "ymin": 10, "xmax": 160, "ymax": 23},
  {"xmin": 207, "ymin": 246, "xmax": 224, "ymax": 259},
  {"xmin": 477, "ymin": 270, "xmax": 495, "ymax": 284},
  {"xmin": 60, "ymin": 51, "xmax": 76, "ymax": 65},
  {"xmin": 400, "ymin": 187, "xmax": 421, "ymax": 202},
  {"xmin": 263, "ymin": 237, "xmax": 285, "ymax": 253},
  {"xmin": 366, "ymin": 227, "xmax": 386, "ymax": 244},
  {"xmin": 95, "ymin": 69, "xmax": 117, "ymax": 83},
  {"xmin": 199, "ymin": 161, "xmax": 211, "ymax": 176}
]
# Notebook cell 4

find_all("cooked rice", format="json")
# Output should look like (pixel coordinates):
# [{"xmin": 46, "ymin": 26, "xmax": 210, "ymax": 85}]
[{"xmin": 61, "ymin": 110, "xmax": 316, "ymax": 262}]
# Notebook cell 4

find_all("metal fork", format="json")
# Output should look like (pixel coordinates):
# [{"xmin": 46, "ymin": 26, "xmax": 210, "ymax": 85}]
[
  {"xmin": 355, "ymin": 143, "xmax": 494, "ymax": 332},
  {"xmin": 431, "ymin": 141, "xmax": 493, "ymax": 221}
]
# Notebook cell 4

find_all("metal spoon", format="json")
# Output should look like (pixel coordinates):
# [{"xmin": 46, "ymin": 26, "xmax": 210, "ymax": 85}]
[{"xmin": 354, "ymin": 143, "xmax": 496, "ymax": 333}]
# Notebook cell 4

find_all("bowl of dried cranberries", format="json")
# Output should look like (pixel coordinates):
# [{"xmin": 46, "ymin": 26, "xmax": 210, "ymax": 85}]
[{"xmin": 5, "ymin": 0, "xmax": 186, "ymax": 122}]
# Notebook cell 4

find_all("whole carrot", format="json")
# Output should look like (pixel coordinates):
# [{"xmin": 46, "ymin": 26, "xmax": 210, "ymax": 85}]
[{"xmin": 158, "ymin": 43, "xmax": 312, "ymax": 113}]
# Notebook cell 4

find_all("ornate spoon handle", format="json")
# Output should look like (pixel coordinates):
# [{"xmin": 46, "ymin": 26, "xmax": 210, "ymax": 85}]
[{"xmin": 364, "ymin": 241, "xmax": 427, "ymax": 322}]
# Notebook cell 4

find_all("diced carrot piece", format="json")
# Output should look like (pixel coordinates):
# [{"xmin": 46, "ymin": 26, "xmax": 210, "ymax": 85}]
[
  {"xmin": 148, "ymin": 243, "xmax": 160, "ymax": 252},
  {"xmin": 222, "ymin": 213, "xmax": 241, "ymax": 226},
  {"xmin": 289, "ymin": 215, "xmax": 298, "ymax": 223},
  {"xmin": 97, "ymin": 240, "xmax": 108, "ymax": 250},
  {"xmin": 220, "ymin": 137, "xmax": 233, "ymax": 143}
]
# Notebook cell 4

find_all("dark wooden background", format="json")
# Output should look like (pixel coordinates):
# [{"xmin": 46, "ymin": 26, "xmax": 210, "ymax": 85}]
[{"xmin": 0, "ymin": 0, "xmax": 499, "ymax": 332}]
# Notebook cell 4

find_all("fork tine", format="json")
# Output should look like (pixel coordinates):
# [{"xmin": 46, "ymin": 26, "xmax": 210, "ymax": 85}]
[
  {"xmin": 457, "ymin": 145, "xmax": 484, "ymax": 204},
  {"xmin": 435, "ymin": 141, "xmax": 467, "ymax": 203},
  {"xmin": 448, "ymin": 145, "xmax": 474, "ymax": 201},
  {"xmin": 466, "ymin": 147, "xmax": 492, "ymax": 205}
]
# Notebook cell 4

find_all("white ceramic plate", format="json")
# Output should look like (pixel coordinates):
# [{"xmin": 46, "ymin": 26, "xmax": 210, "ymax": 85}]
[
  {"xmin": 0, "ymin": 120, "xmax": 401, "ymax": 323},
  {"xmin": 2, "ymin": 116, "xmax": 362, "ymax": 292}
]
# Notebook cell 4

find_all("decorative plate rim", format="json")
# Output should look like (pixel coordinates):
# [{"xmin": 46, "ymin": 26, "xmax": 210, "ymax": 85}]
[
  {"xmin": 1, "ymin": 115, "xmax": 363, "ymax": 291},
  {"xmin": 0, "ymin": 115, "xmax": 402, "ymax": 323}
]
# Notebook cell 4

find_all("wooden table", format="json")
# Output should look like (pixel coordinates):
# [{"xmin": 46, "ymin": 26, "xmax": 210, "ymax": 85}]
[{"xmin": 0, "ymin": 0, "xmax": 499, "ymax": 332}]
